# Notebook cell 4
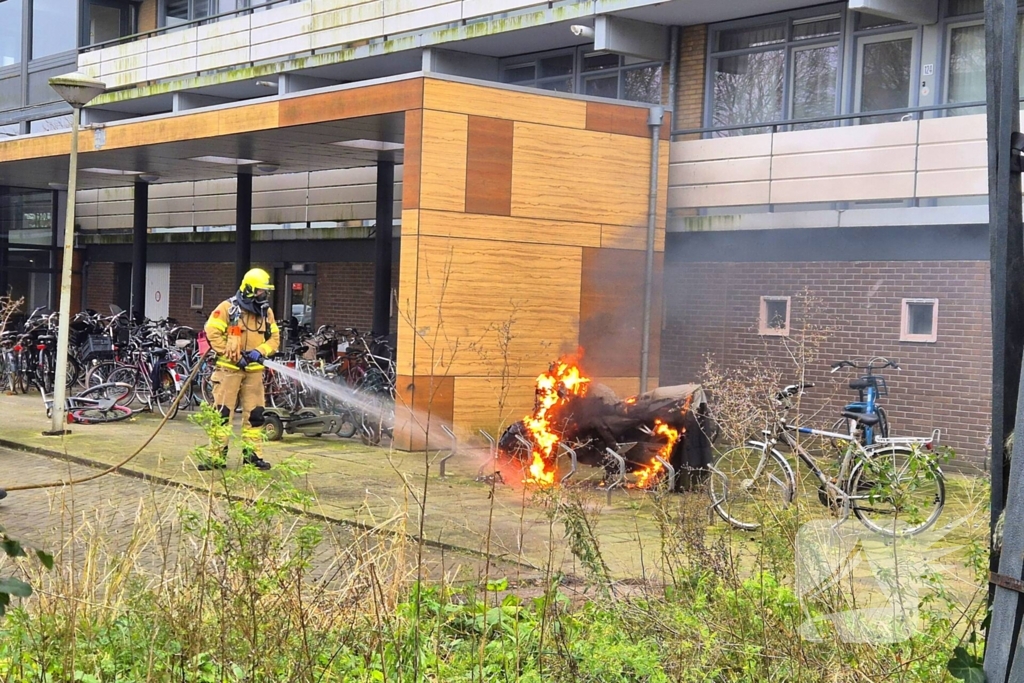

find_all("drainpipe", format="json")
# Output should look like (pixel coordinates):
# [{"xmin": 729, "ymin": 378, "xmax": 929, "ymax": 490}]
[
  {"xmin": 639, "ymin": 105, "xmax": 664, "ymax": 395},
  {"xmin": 667, "ymin": 25, "xmax": 680, "ymax": 131}
]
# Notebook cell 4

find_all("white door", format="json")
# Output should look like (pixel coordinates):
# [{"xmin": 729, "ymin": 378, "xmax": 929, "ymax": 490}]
[
  {"xmin": 853, "ymin": 30, "xmax": 918, "ymax": 123},
  {"xmin": 145, "ymin": 263, "xmax": 170, "ymax": 320}
]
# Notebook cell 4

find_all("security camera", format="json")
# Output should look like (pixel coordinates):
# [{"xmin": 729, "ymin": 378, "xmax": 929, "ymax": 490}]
[{"xmin": 570, "ymin": 24, "xmax": 594, "ymax": 38}]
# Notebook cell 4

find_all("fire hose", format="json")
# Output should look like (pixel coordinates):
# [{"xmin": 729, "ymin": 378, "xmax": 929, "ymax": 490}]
[{"xmin": 2, "ymin": 356, "xmax": 206, "ymax": 494}]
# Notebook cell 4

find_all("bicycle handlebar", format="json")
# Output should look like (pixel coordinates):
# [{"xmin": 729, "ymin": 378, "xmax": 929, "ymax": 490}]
[{"xmin": 830, "ymin": 357, "xmax": 900, "ymax": 373}]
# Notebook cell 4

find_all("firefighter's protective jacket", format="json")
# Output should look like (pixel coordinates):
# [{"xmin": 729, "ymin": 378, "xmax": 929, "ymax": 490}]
[{"xmin": 204, "ymin": 298, "xmax": 280, "ymax": 372}]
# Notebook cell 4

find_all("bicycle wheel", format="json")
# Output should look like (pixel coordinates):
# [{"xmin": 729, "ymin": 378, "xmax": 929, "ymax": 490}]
[
  {"xmin": 152, "ymin": 369, "xmax": 180, "ymax": 420},
  {"xmin": 69, "ymin": 405, "xmax": 133, "ymax": 424},
  {"xmin": 77, "ymin": 382, "xmax": 133, "ymax": 405},
  {"xmin": 106, "ymin": 367, "xmax": 142, "ymax": 407},
  {"xmin": 86, "ymin": 360, "xmax": 120, "ymax": 388},
  {"xmin": 848, "ymin": 445, "xmax": 945, "ymax": 536},
  {"xmin": 709, "ymin": 444, "xmax": 796, "ymax": 531}
]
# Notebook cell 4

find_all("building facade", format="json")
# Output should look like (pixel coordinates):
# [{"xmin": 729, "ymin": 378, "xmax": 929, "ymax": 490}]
[{"xmin": 0, "ymin": 0, "xmax": 998, "ymax": 464}]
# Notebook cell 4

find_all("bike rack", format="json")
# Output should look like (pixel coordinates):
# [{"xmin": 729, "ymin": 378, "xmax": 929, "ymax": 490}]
[
  {"xmin": 438, "ymin": 424, "xmax": 457, "ymax": 478},
  {"xmin": 654, "ymin": 455, "xmax": 675, "ymax": 493},
  {"xmin": 476, "ymin": 429, "xmax": 497, "ymax": 480},
  {"xmin": 559, "ymin": 442, "xmax": 578, "ymax": 485},
  {"xmin": 603, "ymin": 446, "xmax": 628, "ymax": 504}
]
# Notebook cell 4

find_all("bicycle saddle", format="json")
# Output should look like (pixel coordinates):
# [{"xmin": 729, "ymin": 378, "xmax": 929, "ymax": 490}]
[
  {"xmin": 842, "ymin": 410, "xmax": 880, "ymax": 426},
  {"xmin": 848, "ymin": 378, "xmax": 875, "ymax": 390}
]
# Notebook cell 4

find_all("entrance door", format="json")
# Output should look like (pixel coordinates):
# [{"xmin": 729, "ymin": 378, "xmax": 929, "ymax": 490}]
[
  {"xmin": 854, "ymin": 30, "xmax": 917, "ymax": 124},
  {"xmin": 145, "ymin": 263, "xmax": 170, "ymax": 320},
  {"xmin": 285, "ymin": 274, "xmax": 315, "ymax": 328}
]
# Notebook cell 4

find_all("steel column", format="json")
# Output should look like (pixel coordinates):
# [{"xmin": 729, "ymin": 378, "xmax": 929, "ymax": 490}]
[
  {"xmin": 130, "ymin": 180, "xmax": 148, "ymax": 320},
  {"xmin": 372, "ymin": 159, "xmax": 395, "ymax": 338},
  {"xmin": 235, "ymin": 172, "xmax": 252, "ymax": 286}
]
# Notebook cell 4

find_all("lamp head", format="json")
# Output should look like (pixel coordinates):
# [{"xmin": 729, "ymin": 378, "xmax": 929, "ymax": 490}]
[
  {"xmin": 48, "ymin": 72, "xmax": 107, "ymax": 108},
  {"xmin": 570, "ymin": 24, "xmax": 594, "ymax": 38}
]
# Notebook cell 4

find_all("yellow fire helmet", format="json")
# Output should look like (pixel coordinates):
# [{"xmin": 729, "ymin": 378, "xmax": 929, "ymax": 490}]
[{"xmin": 240, "ymin": 268, "xmax": 275, "ymax": 297}]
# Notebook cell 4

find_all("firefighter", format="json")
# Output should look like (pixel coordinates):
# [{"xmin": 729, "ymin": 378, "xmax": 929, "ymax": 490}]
[{"xmin": 200, "ymin": 267, "xmax": 280, "ymax": 471}]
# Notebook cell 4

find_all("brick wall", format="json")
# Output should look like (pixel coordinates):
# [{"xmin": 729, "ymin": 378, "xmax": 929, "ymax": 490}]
[
  {"xmin": 661, "ymin": 260, "xmax": 992, "ymax": 469},
  {"xmin": 675, "ymin": 24, "xmax": 708, "ymax": 136},
  {"xmin": 85, "ymin": 262, "xmax": 115, "ymax": 312},
  {"xmin": 315, "ymin": 258, "xmax": 401, "ymax": 334},
  {"xmin": 168, "ymin": 262, "xmax": 240, "ymax": 327}
]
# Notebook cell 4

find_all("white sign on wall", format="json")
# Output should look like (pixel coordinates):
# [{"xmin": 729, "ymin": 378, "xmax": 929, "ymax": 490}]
[{"xmin": 145, "ymin": 263, "xmax": 170, "ymax": 320}]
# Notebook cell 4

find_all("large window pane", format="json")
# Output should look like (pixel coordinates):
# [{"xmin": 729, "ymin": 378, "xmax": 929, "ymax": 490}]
[
  {"xmin": 538, "ymin": 54, "xmax": 572, "ymax": 78},
  {"xmin": 32, "ymin": 0, "xmax": 77, "ymax": 57},
  {"xmin": 859, "ymin": 38, "xmax": 912, "ymax": 122},
  {"xmin": 948, "ymin": 23, "xmax": 985, "ymax": 108},
  {"xmin": 622, "ymin": 66, "xmax": 662, "ymax": 104},
  {"xmin": 583, "ymin": 74, "xmax": 617, "ymax": 99},
  {"xmin": 712, "ymin": 49, "xmax": 784, "ymax": 134},
  {"xmin": 164, "ymin": 0, "xmax": 189, "ymax": 25},
  {"xmin": 792, "ymin": 44, "xmax": 838, "ymax": 127},
  {"xmin": 948, "ymin": 0, "xmax": 983, "ymax": 16},
  {"xmin": 88, "ymin": 3, "xmax": 124, "ymax": 44},
  {"xmin": 29, "ymin": 114, "xmax": 72, "ymax": 132},
  {"xmin": 0, "ymin": 0, "xmax": 21, "ymax": 66},
  {"xmin": 502, "ymin": 64, "xmax": 534, "ymax": 84}
]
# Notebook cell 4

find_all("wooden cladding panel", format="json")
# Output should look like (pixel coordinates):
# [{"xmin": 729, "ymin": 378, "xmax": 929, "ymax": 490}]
[
  {"xmin": 408, "ymin": 235, "xmax": 582, "ymax": 375},
  {"xmin": 579, "ymin": 247, "xmax": 662, "ymax": 379},
  {"xmin": 510, "ymin": 122, "xmax": 651, "ymax": 227},
  {"xmin": 403, "ymin": 108, "xmax": 423, "ymax": 211},
  {"xmin": 423, "ymin": 79, "xmax": 588, "ymax": 129},
  {"xmin": 417, "ymin": 209, "xmax": 600, "ymax": 248},
  {"xmin": 452, "ymin": 375, "xmax": 538, "ymax": 433},
  {"xmin": 586, "ymin": 102, "xmax": 650, "ymax": 138},
  {"xmin": 419, "ymin": 109, "xmax": 468, "ymax": 212},
  {"xmin": 395, "ymin": 211, "xmax": 420, "ymax": 377},
  {"xmin": 394, "ymin": 373, "xmax": 454, "ymax": 451},
  {"xmin": 278, "ymin": 79, "xmax": 423, "ymax": 127},
  {"xmin": 465, "ymin": 116, "xmax": 514, "ymax": 216}
]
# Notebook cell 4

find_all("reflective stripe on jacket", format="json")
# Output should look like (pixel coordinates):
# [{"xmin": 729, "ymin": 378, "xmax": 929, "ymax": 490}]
[{"xmin": 204, "ymin": 298, "xmax": 280, "ymax": 372}]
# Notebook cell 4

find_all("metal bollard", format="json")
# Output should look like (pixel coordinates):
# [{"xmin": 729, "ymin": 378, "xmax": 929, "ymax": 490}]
[
  {"xmin": 603, "ymin": 446, "xmax": 627, "ymax": 504},
  {"xmin": 559, "ymin": 442, "xmax": 578, "ymax": 485},
  {"xmin": 439, "ymin": 424, "xmax": 457, "ymax": 478},
  {"xmin": 654, "ymin": 455, "xmax": 676, "ymax": 493}
]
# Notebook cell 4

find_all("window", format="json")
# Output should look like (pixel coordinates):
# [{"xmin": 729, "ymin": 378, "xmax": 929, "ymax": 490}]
[
  {"xmin": 32, "ymin": 0, "xmax": 78, "ymax": 57},
  {"xmin": 29, "ymin": 115, "xmax": 72, "ymax": 132},
  {"xmin": 708, "ymin": 8, "xmax": 841, "ymax": 135},
  {"xmin": 190, "ymin": 284, "xmax": 204, "ymax": 309},
  {"xmin": 901, "ymin": 299, "xmax": 938, "ymax": 342},
  {"xmin": 759, "ymin": 296, "xmax": 790, "ymax": 336},
  {"xmin": 0, "ymin": 0, "xmax": 21, "ymax": 67},
  {"xmin": 163, "ymin": 0, "xmax": 212, "ymax": 26},
  {"xmin": 940, "ymin": 1, "xmax": 1024, "ymax": 114},
  {"xmin": 500, "ymin": 48, "xmax": 663, "ymax": 104},
  {"xmin": 82, "ymin": 0, "xmax": 138, "ymax": 47}
]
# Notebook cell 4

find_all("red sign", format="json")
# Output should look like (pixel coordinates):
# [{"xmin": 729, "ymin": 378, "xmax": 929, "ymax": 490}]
[{"xmin": 291, "ymin": 283, "xmax": 303, "ymax": 291}]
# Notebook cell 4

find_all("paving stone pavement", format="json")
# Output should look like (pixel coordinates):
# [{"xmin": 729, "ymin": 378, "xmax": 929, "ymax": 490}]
[{"xmin": 0, "ymin": 391, "xmax": 683, "ymax": 583}]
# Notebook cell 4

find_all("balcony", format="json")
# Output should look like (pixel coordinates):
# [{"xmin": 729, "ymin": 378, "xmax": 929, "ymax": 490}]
[
  {"xmin": 77, "ymin": 0, "xmax": 620, "ymax": 91},
  {"xmin": 668, "ymin": 112, "xmax": 988, "ymax": 215}
]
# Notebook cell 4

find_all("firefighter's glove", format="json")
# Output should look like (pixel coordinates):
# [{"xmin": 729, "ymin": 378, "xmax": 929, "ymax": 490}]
[{"xmin": 244, "ymin": 349, "xmax": 264, "ymax": 365}]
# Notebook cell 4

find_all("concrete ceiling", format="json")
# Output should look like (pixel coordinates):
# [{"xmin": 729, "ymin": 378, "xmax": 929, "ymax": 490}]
[{"xmin": 0, "ymin": 112, "xmax": 406, "ymax": 191}]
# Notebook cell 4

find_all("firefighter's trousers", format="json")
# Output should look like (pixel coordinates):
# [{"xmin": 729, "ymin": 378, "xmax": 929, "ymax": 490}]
[{"xmin": 207, "ymin": 366, "xmax": 266, "ymax": 464}]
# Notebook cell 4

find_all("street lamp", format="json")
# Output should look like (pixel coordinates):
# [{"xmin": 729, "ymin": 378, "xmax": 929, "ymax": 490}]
[{"xmin": 45, "ymin": 71, "xmax": 106, "ymax": 436}]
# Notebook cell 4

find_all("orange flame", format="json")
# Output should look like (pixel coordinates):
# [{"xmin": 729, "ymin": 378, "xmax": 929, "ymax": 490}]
[
  {"xmin": 522, "ymin": 361, "xmax": 590, "ymax": 485},
  {"xmin": 634, "ymin": 395, "xmax": 693, "ymax": 490}
]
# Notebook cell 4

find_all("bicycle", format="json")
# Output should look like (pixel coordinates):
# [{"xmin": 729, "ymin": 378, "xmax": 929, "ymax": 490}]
[
  {"xmin": 709, "ymin": 383, "xmax": 945, "ymax": 536},
  {"xmin": 41, "ymin": 382, "xmax": 134, "ymax": 424},
  {"xmin": 828, "ymin": 357, "xmax": 898, "ymax": 447}
]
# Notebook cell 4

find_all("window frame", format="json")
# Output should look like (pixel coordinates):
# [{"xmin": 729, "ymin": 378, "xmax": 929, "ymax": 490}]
[
  {"xmin": 190, "ymin": 283, "xmax": 204, "ymax": 309},
  {"xmin": 900, "ymin": 298, "xmax": 938, "ymax": 343},
  {"xmin": 498, "ymin": 45, "xmax": 663, "ymax": 104},
  {"xmin": 80, "ymin": 0, "xmax": 139, "ymax": 48},
  {"xmin": 759, "ymin": 295, "xmax": 791, "ymax": 336},
  {"xmin": 704, "ymin": 3, "xmax": 847, "ymax": 134},
  {"xmin": 850, "ymin": 27, "xmax": 921, "ymax": 120}
]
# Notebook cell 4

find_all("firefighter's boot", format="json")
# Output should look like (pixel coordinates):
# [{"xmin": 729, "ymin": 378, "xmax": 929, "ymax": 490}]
[{"xmin": 241, "ymin": 406, "xmax": 271, "ymax": 470}]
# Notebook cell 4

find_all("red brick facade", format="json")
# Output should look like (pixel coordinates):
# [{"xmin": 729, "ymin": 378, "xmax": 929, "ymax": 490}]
[
  {"xmin": 84, "ymin": 258, "xmax": 401, "ymax": 336},
  {"xmin": 661, "ymin": 260, "xmax": 992, "ymax": 469},
  {"xmin": 84, "ymin": 262, "xmax": 116, "ymax": 313}
]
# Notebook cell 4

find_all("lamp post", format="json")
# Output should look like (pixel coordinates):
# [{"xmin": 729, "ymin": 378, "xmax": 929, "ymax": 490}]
[{"xmin": 44, "ymin": 72, "xmax": 106, "ymax": 435}]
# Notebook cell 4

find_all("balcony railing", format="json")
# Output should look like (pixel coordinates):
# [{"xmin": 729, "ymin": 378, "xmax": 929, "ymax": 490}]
[{"xmin": 669, "ymin": 101, "xmax": 992, "ymax": 211}]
